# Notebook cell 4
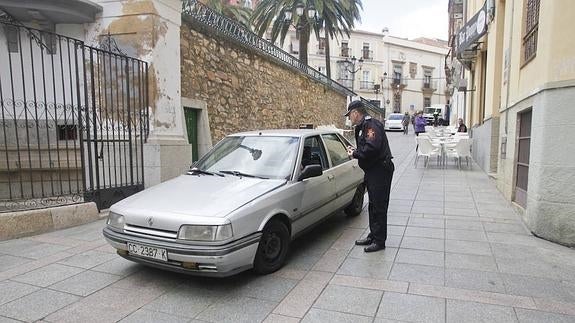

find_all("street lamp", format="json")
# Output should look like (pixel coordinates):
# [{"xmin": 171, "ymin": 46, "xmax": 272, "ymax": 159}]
[
  {"xmin": 338, "ymin": 56, "xmax": 363, "ymax": 92},
  {"xmin": 284, "ymin": 3, "xmax": 317, "ymax": 28},
  {"xmin": 283, "ymin": 2, "xmax": 318, "ymax": 65}
]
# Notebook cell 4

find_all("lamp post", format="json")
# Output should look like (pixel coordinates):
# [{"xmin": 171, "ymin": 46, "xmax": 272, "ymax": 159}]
[
  {"xmin": 283, "ymin": 2, "xmax": 318, "ymax": 65},
  {"xmin": 338, "ymin": 56, "xmax": 363, "ymax": 92}
]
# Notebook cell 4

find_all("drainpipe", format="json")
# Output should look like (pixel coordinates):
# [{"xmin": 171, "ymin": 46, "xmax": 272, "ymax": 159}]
[{"xmin": 501, "ymin": 0, "xmax": 514, "ymax": 160}]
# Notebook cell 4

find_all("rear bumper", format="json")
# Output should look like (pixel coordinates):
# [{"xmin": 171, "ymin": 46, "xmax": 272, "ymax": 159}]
[{"xmin": 102, "ymin": 227, "xmax": 261, "ymax": 277}]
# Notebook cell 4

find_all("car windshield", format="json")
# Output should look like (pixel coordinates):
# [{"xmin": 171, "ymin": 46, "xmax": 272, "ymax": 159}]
[
  {"xmin": 424, "ymin": 108, "xmax": 440, "ymax": 114},
  {"xmin": 388, "ymin": 114, "xmax": 403, "ymax": 120},
  {"xmin": 193, "ymin": 136, "xmax": 300, "ymax": 180}
]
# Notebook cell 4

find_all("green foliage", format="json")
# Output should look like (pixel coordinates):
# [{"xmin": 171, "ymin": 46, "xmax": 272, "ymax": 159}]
[
  {"xmin": 204, "ymin": 0, "xmax": 253, "ymax": 27},
  {"xmin": 250, "ymin": 0, "xmax": 362, "ymax": 71}
]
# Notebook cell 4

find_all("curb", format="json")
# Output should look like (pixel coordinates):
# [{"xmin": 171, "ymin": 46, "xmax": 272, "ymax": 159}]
[{"xmin": 0, "ymin": 202, "xmax": 100, "ymax": 241}]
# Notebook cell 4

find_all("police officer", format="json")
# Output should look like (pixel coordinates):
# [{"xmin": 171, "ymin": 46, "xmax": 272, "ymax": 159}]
[{"xmin": 345, "ymin": 100, "xmax": 394, "ymax": 252}]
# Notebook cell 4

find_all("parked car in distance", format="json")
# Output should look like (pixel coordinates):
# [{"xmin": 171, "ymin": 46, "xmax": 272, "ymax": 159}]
[
  {"xmin": 103, "ymin": 129, "xmax": 365, "ymax": 277},
  {"xmin": 384, "ymin": 113, "xmax": 404, "ymax": 131}
]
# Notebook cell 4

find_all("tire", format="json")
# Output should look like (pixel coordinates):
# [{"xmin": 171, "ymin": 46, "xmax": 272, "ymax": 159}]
[
  {"xmin": 345, "ymin": 183, "xmax": 365, "ymax": 217},
  {"xmin": 253, "ymin": 220, "xmax": 290, "ymax": 275}
]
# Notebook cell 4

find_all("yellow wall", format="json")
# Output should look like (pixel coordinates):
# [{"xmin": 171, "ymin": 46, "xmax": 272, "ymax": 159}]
[{"xmin": 506, "ymin": 0, "xmax": 575, "ymax": 105}]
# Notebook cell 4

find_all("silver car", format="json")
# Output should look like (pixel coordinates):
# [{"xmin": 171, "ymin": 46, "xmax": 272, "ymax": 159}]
[{"xmin": 103, "ymin": 129, "xmax": 365, "ymax": 277}]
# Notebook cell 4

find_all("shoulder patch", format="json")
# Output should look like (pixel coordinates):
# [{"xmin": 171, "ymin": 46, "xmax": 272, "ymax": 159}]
[{"xmin": 366, "ymin": 128, "xmax": 376, "ymax": 140}]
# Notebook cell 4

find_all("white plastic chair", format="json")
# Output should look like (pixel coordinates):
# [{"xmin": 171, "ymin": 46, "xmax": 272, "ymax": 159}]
[
  {"xmin": 424, "ymin": 125, "xmax": 434, "ymax": 133},
  {"xmin": 414, "ymin": 137, "xmax": 442, "ymax": 168},
  {"xmin": 446, "ymin": 138, "xmax": 471, "ymax": 169}
]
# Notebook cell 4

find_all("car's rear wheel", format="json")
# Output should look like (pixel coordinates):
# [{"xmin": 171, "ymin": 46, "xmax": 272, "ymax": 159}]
[
  {"xmin": 253, "ymin": 220, "xmax": 290, "ymax": 274},
  {"xmin": 345, "ymin": 183, "xmax": 365, "ymax": 217}
]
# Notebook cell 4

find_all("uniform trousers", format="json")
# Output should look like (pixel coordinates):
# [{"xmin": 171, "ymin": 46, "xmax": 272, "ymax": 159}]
[{"xmin": 364, "ymin": 161, "xmax": 394, "ymax": 246}]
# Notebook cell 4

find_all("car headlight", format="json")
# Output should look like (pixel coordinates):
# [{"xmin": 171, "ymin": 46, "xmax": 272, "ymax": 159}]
[
  {"xmin": 107, "ymin": 211, "xmax": 125, "ymax": 230},
  {"xmin": 177, "ymin": 223, "xmax": 233, "ymax": 241}
]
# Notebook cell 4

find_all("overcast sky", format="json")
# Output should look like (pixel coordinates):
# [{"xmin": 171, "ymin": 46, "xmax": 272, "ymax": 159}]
[{"xmin": 355, "ymin": 0, "xmax": 449, "ymax": 40}]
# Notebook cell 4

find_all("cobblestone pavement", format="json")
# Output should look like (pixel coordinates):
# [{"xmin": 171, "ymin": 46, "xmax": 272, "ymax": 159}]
[{"xmin": 1, "ymin": 132, "xmax": 575, "ymax": 323}]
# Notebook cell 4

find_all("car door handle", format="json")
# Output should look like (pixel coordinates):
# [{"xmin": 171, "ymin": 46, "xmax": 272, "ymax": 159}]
[{"xmin": 327, "ymin": 174, "xmax": 335, "ymax": 181}]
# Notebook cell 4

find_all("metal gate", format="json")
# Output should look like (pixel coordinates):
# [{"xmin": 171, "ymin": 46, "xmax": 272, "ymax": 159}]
[{"xmin": 0, "ymin": 18, "xmax": 148, "ymax": 211}]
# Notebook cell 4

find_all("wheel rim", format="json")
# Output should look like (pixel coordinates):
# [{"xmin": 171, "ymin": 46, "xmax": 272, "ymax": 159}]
[{"xmin": 262, "ymin": 232, "xmax": 282, "ymax": 262}]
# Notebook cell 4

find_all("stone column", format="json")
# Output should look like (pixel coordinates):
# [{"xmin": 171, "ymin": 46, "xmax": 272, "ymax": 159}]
[{"xmin": 88, "ymin": 0, "xmax": 191, "ymax": 187}]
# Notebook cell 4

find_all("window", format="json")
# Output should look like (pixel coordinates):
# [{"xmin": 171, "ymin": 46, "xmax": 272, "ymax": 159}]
[
  {"xmin": 58, "ymin": 125, "xmax": 78, "ymax": 140},
  {"xmin": 522, "ymin": 0, "xmax": 540, "ymax": 64},
  {"xmin": 4, "ymin": 25, "xmax": 19, "ymax": 53},
  {"xmin": 393, "ymin": 64, "xmax": 403, "ymax": 84},
  {"xmin": 362, "ymin": 42, "xmax": 372, "ymax": 59},
  {"xmin": 341, "ymin": 41, "xmax": 350, "ymax": 57},
  {"xmin": 321, "ymin": 134, "xmax": 350, "ymax": 167},
  {"xmin": 303, "ymin": 136, "xmax": 329, "ymax": 170},
  {"xmin": 360, "ymin": 70, "xmax": 371, "ymax": 89},
  {"xmin": 423, "ymin": 97, "xmax": 431, "ymax": 107},
  {"xmin": 423, "ymin": 68, "xmax": 433, "ymax": 88}
]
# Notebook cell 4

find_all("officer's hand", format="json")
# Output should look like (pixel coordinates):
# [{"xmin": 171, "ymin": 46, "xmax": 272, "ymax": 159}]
[{"xmin": 347, "ymin": 146, "xmax": 354, "ymax": 157}]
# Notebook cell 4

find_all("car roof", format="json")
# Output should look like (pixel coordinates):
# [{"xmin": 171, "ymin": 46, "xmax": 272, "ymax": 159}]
[{"xmin": 230, "ymin": 129, "xmax": 343, "ymax": 138}]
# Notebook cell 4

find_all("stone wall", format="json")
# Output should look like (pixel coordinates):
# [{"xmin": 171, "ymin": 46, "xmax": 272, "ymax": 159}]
[{"xmin": 180, "ymin": 22, "xmax": 348, "ymax": 143}]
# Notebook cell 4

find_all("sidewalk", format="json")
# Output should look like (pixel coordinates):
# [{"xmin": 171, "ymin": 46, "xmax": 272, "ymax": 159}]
[{"xmin": 0, "ymin": 132, "xmax": 574, "ymax": 323}]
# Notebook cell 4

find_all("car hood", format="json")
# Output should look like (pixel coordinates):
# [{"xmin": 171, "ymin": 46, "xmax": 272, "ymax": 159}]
[{"xmin": 112, "ymin": 174, "xmax": 286, "ymax": 225}]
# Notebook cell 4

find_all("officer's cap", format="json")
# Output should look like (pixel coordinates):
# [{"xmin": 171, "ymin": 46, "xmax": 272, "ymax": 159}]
[{"xmin": 344, "ymin": 100, "xmax": 364, "ymax": 117}]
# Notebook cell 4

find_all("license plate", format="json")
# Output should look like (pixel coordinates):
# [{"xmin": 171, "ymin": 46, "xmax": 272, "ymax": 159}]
[{"xmin": 127, "ymin": 242, "xmax": 168, "ymax": 262}]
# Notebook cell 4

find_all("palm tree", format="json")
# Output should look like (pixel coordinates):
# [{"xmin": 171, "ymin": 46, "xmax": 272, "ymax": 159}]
[
  {"xmin": 314, "ymin": 0, "xmax": 362, "ymax": 78},
  {"xmin": 251, "ymin": 0, "xmax": 362, "ymax": 70},
  {"xmin": 203, "ymin": 0, "xmax": 253, "ymax": 27}
]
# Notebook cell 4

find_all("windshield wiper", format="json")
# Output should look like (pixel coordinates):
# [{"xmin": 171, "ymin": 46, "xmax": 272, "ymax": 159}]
[
  {"xmin": 219, "ymin": 170, "xmax": 268, "ymax": 179},
  {"xmin": 187, "ymin": 168, "xmax": 224, "ymax": 177}
]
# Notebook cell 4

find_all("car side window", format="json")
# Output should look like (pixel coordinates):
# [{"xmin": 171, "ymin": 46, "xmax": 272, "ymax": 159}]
[
  {"xmin": 302, "ymin": 136, "xmax": 329, "ymax": 170},
  {"xmin": 321, "ymin": 133, "xmax": 350, "ymax": 167}
]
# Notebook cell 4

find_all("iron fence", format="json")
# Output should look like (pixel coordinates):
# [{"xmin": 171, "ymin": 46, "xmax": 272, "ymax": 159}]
[{"xmin": 0, "ymin": 19, "xmax": 149, "ymax": 211}]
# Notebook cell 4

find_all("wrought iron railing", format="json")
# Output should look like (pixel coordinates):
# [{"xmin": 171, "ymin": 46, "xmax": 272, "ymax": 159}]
[
  {"xmin": 0, "ymin": 19, "xmax": 149, "ymax": 212},
  {"xmin": 181, "ymin": 0, "xmax": 357, "ymax": 98}
]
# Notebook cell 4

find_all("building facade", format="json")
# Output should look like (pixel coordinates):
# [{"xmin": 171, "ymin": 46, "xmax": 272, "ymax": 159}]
[
  {"xmin": 446, "ymin": 0, "xmax": 575, "ymax": 246},
  {"xmin": 278, "ymin": 29, "xmax": 449, "ymax": 117}
]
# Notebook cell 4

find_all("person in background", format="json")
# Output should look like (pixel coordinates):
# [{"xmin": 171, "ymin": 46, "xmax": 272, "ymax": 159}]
[
  {"xmin": 401, "ymin": 112, "xmax": 410, "ymax": 135},
  {"xmin": 345, "ymin": 100, "xmax": 394, "ymax": 253},
  {"xmin": 414, "ymin": 111, "xmax": 426, "ymax": 136},
  {"xmin": 457, "ymin": 118, "xmax": 468, "ymax": 132}
]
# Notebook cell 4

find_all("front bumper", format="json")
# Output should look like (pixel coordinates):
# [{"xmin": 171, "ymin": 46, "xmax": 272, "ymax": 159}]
[{"xmin": 102, "ymin": 227, "xmax": 261, "ymax": 277}]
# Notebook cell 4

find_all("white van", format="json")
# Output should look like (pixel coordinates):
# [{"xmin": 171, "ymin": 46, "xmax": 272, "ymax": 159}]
[{"xmin": 423, "ymin": 104, "xmax": 448, "ymax": 126}]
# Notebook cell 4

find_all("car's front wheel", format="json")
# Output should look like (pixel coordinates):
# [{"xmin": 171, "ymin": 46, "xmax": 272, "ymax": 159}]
[
  {"xmin": 253, "ymin": 220, "xmax": 290, "ymax": 274},
  {"xmin": 345, "ymin": 183, "xmax": 365, "ymax": 217}
]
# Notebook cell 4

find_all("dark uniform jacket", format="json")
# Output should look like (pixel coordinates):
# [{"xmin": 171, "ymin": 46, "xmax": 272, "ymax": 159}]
[{"xmin": 353, "ymin": 116, "xmax": 393, "ymax": 171}]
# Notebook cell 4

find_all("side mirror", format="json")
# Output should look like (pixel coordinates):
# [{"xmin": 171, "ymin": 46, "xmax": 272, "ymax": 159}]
[{"xmin": 298, "ymin": 164, "xmax": 323, "ymax": 181}]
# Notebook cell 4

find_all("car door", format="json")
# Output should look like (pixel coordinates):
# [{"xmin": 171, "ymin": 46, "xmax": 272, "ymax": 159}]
[
  {"xmin": 321, "ymin": 133, "xmax": 363, "ymax": 210},
  {"xmin": 291, "ymin": 135, "xmax": 337, "ymax": 235}
]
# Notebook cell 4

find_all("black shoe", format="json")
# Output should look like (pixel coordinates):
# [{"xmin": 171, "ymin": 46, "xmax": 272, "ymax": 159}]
[
  {"xmin": 355, "ymin": 237, "xmax": 373, "ymax": 246},
  {"xmin": 364, "ymin": 243, "xmax": 385, "ymax": 252}
]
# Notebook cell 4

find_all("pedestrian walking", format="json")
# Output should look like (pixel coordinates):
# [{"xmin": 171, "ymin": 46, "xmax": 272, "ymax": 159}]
[
  {"xmin": 345, "ymin": 100, "xmax": 394, "ymax": 252},
  {"xmin": 402, "ymin": 112, "xmax": 410, "ymax": 135},
  {"xmin": 414, "ymin": 111, "xmax": 426, "ymax": 136}
]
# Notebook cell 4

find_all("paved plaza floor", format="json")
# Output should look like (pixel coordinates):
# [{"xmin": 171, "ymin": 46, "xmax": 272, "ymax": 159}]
[{"xmin": 1, "ymin": 132, "xmax": 574, "ymax": 323}]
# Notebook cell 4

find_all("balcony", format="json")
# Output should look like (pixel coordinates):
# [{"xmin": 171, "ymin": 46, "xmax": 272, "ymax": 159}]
[
  {"xmin": 362, "ymin": 49, "xmax": 373, "ymax": 60},
  {"xmin": 391, "ymin": 77, "xmax": 408, "ymax": 88},
  {"xmin": 359, "ymin": 81, "xmax": 374, "ymax": 90},
  {"xmin": 340, "ymin": 47, "xmax": 351, "ymax": 57},
  {"xmin": 337, "ymin": 78, "xmax": 353, "ymax": 89},
  {"xmin": 422, "ymin": 80, "xmax": 438, "ymax": 92}
]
